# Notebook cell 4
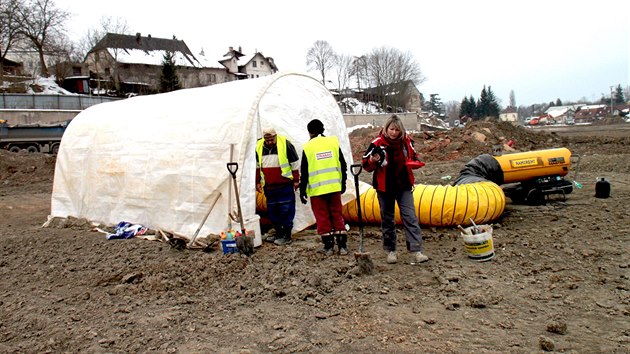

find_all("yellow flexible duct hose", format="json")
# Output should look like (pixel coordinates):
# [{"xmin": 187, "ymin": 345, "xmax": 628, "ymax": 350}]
[{"xmin": 256, "ymin": 181, "xmax": 505, "ymax": 227}]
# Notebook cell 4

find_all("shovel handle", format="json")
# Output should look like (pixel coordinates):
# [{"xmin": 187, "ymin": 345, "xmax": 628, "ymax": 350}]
[
  {"xmin": 227, "ymin": 162, "xmax": 245, "ymax": 233},
  {"xmin": 227, "ymin": 162, "xmax": 238, "ymax": 177},
  {"xmin": 350, "ymin": 163, "xmax": 365, "ymax": 253}
]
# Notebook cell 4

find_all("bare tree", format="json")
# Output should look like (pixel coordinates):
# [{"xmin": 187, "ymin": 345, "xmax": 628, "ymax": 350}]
[
  {"xmin": 350, "ymin": 55, "xmax": 367, "ymax": 91},
  {"xmin": 17, "ymin": 0, "xmax": 69, "ymax": 77},
  {"xmin": 74, "ymin": 15, "xmax": 130, "ymax": 93},
  {"xmin": 78, "ymin": 16, "xmax": 130, "ymax": 61},
  {"xmin": 49, "ymin": 32, "xmax": 80, "ymax": 80},
  {"xmin": 328, "ymin": 53, "xmax": 354, "ymax": 112},
  {"xmin": 363, "ymin": 46, "xmax": 425, "ymax": 111},
  {"xmin": 306, "ymin": 40, "xmax": 335, "ymax": 85},
  {"xmin": 85, "ymin": 17, "xmax": 132, "ymax": 94},
  {"xmin": 347, "ymin": 55, "xmax": 369, "ymax": 112},
  {"xmin": 63, "ymin": 36, "xmax": 83, "ymax": 63},
  {"xmin": 444, "ymin": 100, "xmax": 460, "ymax": 125},
  {"xmin": 330, "ymin": 53, "xmax": 353, "ymax": 95},
  {"xmin": 0, "ymin": 0, "xmax": 25, "ymax": 81},
  {"xmin": 509, "ymin": 90, "xmax": 516, "ymax": 107}
]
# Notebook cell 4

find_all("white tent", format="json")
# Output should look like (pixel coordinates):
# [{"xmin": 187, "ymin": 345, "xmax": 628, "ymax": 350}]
[{"xmin": 49, "ymin": 72, "xmax": 355, "ymax": 245}]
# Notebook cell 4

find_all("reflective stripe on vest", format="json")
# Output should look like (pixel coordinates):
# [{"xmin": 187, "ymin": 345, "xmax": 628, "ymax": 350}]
[
  {"xmin": 303, "ymin": 136, "xmax": 342, "ymax": 197},
  {"xmin": 256, "ymin": 135, "xmax": 293, "ymax": 186}
]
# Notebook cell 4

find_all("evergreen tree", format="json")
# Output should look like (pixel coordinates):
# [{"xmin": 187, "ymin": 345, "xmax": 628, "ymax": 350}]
[
  {"xmin": 459, "ymin": 96, "xmax": 476, "ymax": 118},
  {"xmin": 475, "ymin": 85, "xmax": 500, "ymax": 119},
  {"xmin": 614, "ymin": 84, "xmax": 625, "ymax": 104},
  {"xmin": 459, "ymin": 97, "xmax": 468, "ymax": 118},
  {"xmin": 427, "ymin": 94, "xmax": 443, "ymax": 115},
  {"xmin": 476, "ymin": 86, "xmax": 489, "ymax": 119},
  {"xmin": 486, "ymin": 86, "xmax": 500, "ymax": 118},
  {"xmin": 160, "ymin": 51, "xmax": 181, "ymax": 93},
  {"xmin": 555, "ymin": 98, "xmax": 563, "ymax": 106},
  {"xmin": 469, "ymin": 95, "xmax": 477, "ymax": 119}
]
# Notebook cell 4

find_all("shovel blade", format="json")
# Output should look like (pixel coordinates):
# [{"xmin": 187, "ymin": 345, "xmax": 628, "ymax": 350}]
[{"xmin": 236, "ymin": 235, "xmax": 255, "ymax": 256}]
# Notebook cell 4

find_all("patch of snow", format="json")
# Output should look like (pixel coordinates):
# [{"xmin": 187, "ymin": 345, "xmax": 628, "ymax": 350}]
[
  {"xmin": 109, "ymin": 48, "xmax": 199, "ymax": 67},
  {"xmin": 341, "ymin": 97, "xmax": 380, "ymax": 114},
  {"xmin": 26, "ymin": 76, "xmax": 75, "ymax": 95},
  {"xmin": 346, "ymin": 123, "xmax": 374, "ymax": 134}
]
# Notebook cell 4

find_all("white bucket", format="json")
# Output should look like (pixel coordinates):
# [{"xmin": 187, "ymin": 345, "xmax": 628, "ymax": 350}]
[
  {"xmin": 460, "ymin": 224, "xmax": 495, "ymax": 261},
  {"xmin": 243, "ymin": 215, "xmax": 262, "ymax": 247}
]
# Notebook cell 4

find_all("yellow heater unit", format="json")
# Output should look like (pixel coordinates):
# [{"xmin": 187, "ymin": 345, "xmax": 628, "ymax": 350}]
[{"xmin": 494, "ymin": 148, "xmax": 571, "ymax": 184}]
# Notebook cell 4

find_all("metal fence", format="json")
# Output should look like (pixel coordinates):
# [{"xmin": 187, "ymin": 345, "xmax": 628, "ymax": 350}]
[{"xmin": 0, "ymin": 94, "xmax": 119, "ymax": 110}]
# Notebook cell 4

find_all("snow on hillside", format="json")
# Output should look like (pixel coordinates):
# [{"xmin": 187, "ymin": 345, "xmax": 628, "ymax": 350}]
[
  {"xmin": 27, "ymin": 77, "xmax": 74, "ymax": 95},
  {"xmin": 0, "ymin": 76, "xmax": 74, "ymax": 95}
]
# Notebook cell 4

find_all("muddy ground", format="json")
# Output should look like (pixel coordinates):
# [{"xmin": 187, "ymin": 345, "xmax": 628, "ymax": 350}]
[{"xmin": 0, "ymin": 120, "xmax": 629, "ymax": 353}]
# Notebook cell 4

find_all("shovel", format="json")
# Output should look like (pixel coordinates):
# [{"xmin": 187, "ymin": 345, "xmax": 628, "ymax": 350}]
[
  {"xmin": 351, "ymin": 163, "xmax": 374, "ymax": 275},
  {"xmin": 227, "ymin": 162, "xmax": 254, "ymax": 256},
  {"xmin": 187, "ymin": 192, "xmax": 222, "ymax": 249}
]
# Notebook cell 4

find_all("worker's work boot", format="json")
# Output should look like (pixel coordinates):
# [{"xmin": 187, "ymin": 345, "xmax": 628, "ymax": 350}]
[
  {"xmin": 386, "ymin": 251, "xmax": 397, "ymax": 264},
  {"xmin": 274, "ymin": 237, "xmax": 292, "ymax": 245},
  {"xmin": 274, "ymin": 231, "xmax": 292, "ymax": 245},
  {"xmin": 335, "ymin": 233, "xmax": 348, "ymax": 255},
  {"xmin": 264, "ymin": 228, "xmax": 279, "ymax": 243},
  {"xmin": 273, "ymin": 227, "xmax": 292, "ymax": 245},
  {"xmin": 412, "ymin": 251, "xmax": 429, "ymax": 264},
  {"xmin": 319, "ymin": 234, "xmax": 335, "ymax": 256}
]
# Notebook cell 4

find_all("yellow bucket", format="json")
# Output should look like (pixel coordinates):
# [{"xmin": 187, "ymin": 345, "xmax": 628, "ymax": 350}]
[{"xmin": 461, "ymin": 224, "xmax": 495, "ymax": 261}]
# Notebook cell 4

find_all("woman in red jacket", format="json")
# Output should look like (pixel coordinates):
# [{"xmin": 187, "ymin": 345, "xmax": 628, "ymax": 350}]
[{"xmin": 361, "ymin": 115, "xmax": 429, "ymax": 265}]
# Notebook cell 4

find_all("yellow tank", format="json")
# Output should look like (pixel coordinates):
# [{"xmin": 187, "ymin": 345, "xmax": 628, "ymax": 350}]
[{"xmin": 494, "ymin": 148, "xmax": 571, "ymax": 183}]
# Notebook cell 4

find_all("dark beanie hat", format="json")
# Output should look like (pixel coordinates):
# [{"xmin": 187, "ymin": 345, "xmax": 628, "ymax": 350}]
[{"xmin": 307, "ymin": 119, "xmax": 325, "ymax": 135}]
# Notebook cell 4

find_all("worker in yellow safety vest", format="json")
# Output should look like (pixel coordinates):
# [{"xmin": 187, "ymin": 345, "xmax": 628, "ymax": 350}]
[
  {"xmin": 299, "ymin": 119, "xmax": 348, "ymax": 256},
  {"xmin": 256, "ymin": 127, "xmax": 300, "ymax": 245}
]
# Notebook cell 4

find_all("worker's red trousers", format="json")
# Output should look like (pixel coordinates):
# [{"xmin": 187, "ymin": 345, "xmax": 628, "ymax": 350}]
[{"xmin": 309, "ymin": 192, "xmax": 345, "ymax": 235}]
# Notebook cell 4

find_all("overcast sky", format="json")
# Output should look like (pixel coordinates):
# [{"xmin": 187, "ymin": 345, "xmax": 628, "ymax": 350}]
[{"xmin": 55, "ymin": 0, "xmax": 629, "ymax": 107}]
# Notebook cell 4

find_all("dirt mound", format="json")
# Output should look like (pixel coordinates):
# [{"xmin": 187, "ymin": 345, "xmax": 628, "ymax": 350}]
[
  {"xmin": 348, "ymin": 119, "xmax": 563, "ymax": 163},
  {"xmin": 0, "ymin": 150, "xmax": 56, "ymax": 194}
]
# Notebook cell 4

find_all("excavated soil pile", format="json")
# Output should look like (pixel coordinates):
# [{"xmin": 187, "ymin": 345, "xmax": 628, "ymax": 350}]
[
  {"xmin": 0, "ymin": 150, "xmax": 56, "ymax": 195},
  {"xmin": 348, "ymin": 119, "xmax": 629, "ymax": 163}
]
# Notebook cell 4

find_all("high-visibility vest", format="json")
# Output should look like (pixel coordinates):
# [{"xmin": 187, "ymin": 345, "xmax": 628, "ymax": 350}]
[
  {"xmin": 303, "ymin": 136, "xmax": 342, "ymax": 197},
  {"xmin": 256, "ymin": 135, "xmax": 293, "ymax": 186}
]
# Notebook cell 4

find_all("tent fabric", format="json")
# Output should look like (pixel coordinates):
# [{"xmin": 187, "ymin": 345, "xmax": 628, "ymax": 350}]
[{"xmin": 49, "ymin": 72, "xmax": 355, "ymax": 240}]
